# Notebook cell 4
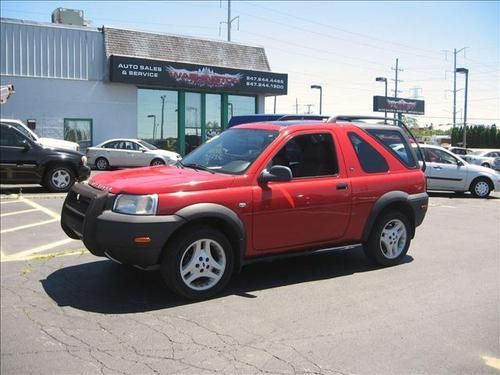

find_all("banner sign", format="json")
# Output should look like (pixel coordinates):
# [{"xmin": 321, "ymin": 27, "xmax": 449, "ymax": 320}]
[
  {"xmin": 110, "ymin": 55, "xmax": 288, "ymax": 95},
  {"xmin": 373, "ymin": 96, "xmax": 425, "ymax": 115}
]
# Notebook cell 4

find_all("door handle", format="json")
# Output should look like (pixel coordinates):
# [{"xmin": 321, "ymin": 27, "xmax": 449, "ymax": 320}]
[
  {"xmin": 336, "ymin": 182, "xmax": 348, "ymax": 190},
  {"xmin": 433, "ymin": 166, "xmax": 442, "ymax": 170}
]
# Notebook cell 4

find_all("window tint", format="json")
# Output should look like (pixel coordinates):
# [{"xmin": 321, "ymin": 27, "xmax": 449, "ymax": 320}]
[
  {"xmin": 0, "ymin": 126, "xmax": 25, "ymax": 146},
  {"xmin": 271, "ymin": 133, "xmax": 338, "ymax": 178},
  {"xmin": 425, "ymin": 148, "xmax": 458, "ymax": 165},
  {"xmin": 486, "ymin": 152, "xmax": 500, "ymax": 157},
  {"xmin": 366, "ymin": 129, "xmax": 417, "ymax": 168},
  {"xmin": 349, "ymin": 133, "xmax": 389, "ymax": 173}
]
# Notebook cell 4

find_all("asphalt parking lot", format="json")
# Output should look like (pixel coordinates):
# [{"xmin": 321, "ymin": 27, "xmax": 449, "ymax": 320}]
[{"xmin": 1, "ymin": 186, "xmax": 499, "ymax": 374}]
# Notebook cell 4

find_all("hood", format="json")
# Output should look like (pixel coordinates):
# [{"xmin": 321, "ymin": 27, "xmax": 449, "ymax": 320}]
[
  {"xmin": 88, "ymin": 165, "xmax": 237, "ymax": 195},
  {"xmin": 40, "ymin": 137, "xmax": 79, "ymax": 151},
  {"xmin": 466, "ymin": 163, "xmax": 499, "ymax": 177},
  {"xmin": 150, "ymin": 149, "xmax": 181, "ymax": 158}
]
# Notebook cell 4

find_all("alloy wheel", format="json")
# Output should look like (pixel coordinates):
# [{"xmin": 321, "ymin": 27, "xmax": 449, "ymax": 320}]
[{"xmin": 380, "ymin": 219, "xmax": 408, "ymax": 259}]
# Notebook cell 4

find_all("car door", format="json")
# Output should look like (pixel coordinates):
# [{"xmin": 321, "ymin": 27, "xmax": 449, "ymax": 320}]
[
  {"xmin": 252, "ymin": 131, "xmax": 351, "ymax": 252},
  {"xmin": 109, "ymin": 141, "xmax": 130, "ymax": 167},
  {"xmin": 424, "ymin": 147, "xmax": 467, "ymax": 191},
  {"xmin": 0, "ymin": 125, "xmax": 41, "ymax": 183},
  {"xmin": 126, "ymin": 141, "xmax": 149, "ymax": 167}
]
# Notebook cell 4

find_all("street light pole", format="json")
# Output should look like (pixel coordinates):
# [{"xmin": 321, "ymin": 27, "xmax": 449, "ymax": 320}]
[
  {"xmin": 147, "ymin": 114, "xmax": 156, "ymax": 140},
  {"xmin": 456, "ymin": 68, "xmax": 469, "ymax": 148},
  {"xmin": 310, "ymin": 85, "xmax": 322, "ymax": 114},
  {"xmin": 375, "ymin": 77, "xmax": 388, "ymax": 120}
]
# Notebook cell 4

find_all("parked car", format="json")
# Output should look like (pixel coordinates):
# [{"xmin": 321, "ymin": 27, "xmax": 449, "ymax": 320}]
[
  {"xmin": 61, "ymin": 116, "xmax": 428, "ymax": 300},
  {"xmin": 414, "ymin": 144, "xmax": 500, "ymax": 197},
  {"xmin": 447, "ymin": 146, "xmax": 475, "ymax": 157},
  {"xmin": 0, "ymin": 123, "xmax": 90, "ymax": 192},
  {"xmin": 1, "ymin": 119, "xmax": 80, "ymax": 151},
  {"xmin": 86, "ymin": 139, "xmax": 181, "ymax": 170},
  {"xmin": 461, "ymin": 149, "xmax": 500, "ymax": 170}
]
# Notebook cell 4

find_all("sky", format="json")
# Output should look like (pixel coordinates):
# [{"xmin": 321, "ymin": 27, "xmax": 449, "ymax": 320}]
[{"xmin": 1, "ymin": 0, "xmax": 498, "ymax": 127}]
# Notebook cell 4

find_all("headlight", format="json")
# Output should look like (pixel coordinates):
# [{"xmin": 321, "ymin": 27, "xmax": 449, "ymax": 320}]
[
  {"xmin": 81, "ymin": 156, "xmax": 87, "ymax": 166},
  {"xmin": 113, "ymin": 194, "xmax": 158, "ymax": 215}
]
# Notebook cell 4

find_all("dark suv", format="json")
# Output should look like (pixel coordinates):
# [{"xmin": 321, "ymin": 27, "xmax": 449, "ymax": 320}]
[
  {"xmin": 61, "ymin": 116, "xmax": 428, "ymax": 299},
  {"xmin": 0, "ymin": 123, "xmax": 90, "ymax": 192}
]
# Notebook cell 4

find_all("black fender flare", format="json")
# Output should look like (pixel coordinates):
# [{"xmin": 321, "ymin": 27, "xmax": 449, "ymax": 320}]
[
  {"xmin": 175, "ymin": 203, "xmax": 246, "ymax": 271},
  {"xmin": 361, "ymin": 191, "xmax": 415, "ymax": 241}
]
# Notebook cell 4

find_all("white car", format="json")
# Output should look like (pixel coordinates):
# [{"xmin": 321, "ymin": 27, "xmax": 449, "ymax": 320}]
[
  {"xmin": 86, "ymin": 138, "xmax": 181, "ymax": 170},
  {"xmin": 0, "ymin": 119, "xmax": 80, "ymax": 152},
  {"xmin": 461, "ymin": 150, "xmax": 500, "ymax": 170},
  {"xmin": 416, "ymin": 144, "xmax": 500, "ymax": 198}
]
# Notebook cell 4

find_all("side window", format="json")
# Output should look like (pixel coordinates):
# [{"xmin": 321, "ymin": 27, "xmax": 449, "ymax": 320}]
[
  {"xmin": 349, "ymin": 133, "xmax": 389, "ymax": 173},
  {"xmin": 0, "ymin": 126, "xmax": 25, "ymax": 146},
  {"xmin": 486, "ymin": 152, "xmax": 499, "ymax": 157},
  {"xmin": 270, "ymin": 133, "xmax": 338, "ymax": 178},
  {"xmin": 103, "ymin": 141, "xmax": 118, "ymax": 149},
  {"xmin": 433, "ymin": 149, "xmax": 458, "ymax": 165},
  {"xmin": 366, "ymin": 129, "xmax": 417, "ymax": 168}
]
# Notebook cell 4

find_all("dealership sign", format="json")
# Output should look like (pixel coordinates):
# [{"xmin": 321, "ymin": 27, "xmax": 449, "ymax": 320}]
[
  {"xmin": 110, "ymin": 55, "xmax": 288, "ymax": 95},
  {"xmin": 373, "ymin": 96, "xmax": 425, "ymax": 115}
]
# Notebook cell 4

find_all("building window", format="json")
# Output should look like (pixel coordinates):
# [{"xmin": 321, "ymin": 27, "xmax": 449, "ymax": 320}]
[
  {"xmin": 64, "ymin": 119, "xmax": 92, "ymax": 149},
  {"xmin": 227, "ymin": 95, "xmax": 256, "ymax": 118},
  {"xmin": 137, "ymin": 88, "xmax": 178, "ymax": 152},
  {"xmin": 205, "ymin": 94, "xmax": 221, "ymax": 141}
]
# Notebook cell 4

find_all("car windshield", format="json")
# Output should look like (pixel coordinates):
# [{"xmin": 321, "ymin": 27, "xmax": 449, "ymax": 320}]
[
  {"xmin": 137, "ymin": 140, "xmax": 158, "ymax": 150},
  {"xmin": 181, "ymin": 128, "xmax": 279, "ymax": 174}
]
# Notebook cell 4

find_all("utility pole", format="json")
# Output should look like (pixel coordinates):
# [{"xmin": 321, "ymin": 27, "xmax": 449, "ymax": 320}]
[
  {"xmin": 294, "ymin": 98, "xmax": 299, "ymax": 114},
  {"xmin": 391, "ymin": 58, "xmax": 403, "ymax": 121},
  {"xmin": 451, "ymin": 47, "xmax": 468, "ymax": 129},
  {"xmin": 219, "ymin": 0, "xmax": 239, "ymax": 42}
]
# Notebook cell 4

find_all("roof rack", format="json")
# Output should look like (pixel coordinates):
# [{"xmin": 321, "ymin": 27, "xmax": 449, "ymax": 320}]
[
  {"xmin": 328, "ymin": 115, "xmax": 426, "ymax": 172},
  {"xmin": 278, "ymin": 114, "xmax": 329, "ymax": 121}
]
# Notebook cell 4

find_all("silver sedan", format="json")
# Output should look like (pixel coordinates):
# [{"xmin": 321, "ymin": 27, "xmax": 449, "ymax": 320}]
[
  {"xmin": 461, "ymin": 150, "xmax": 500, "ymax": 171},
  {"xmin": 418, "ymin": 145, "xmax": 500, "ymax": 198},
  {"xmin": 86, "ymin": 139, "xmax": 181, "ymax": 170}
]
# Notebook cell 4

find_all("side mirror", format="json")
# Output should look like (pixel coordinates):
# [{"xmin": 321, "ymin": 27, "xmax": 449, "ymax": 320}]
[
  {"xmin": 457, "ymin": 160, "xmax": 464, "ymax": 166},
  {"xmin": 259, "ymin": 165, "xmax": 293, "ymax": 184},
  {"xmin": 18, "ymin": 140, "xmax": 31, "ymax": 152}
]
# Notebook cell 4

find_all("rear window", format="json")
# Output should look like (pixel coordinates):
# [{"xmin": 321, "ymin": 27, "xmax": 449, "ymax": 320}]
[
  {"xmin": 349, "ymin": 132, "xmax": 389, "ymax": 173},
  {"xmin": 366, "ymin": 129, "xmax": 417, "ymax": 168}
]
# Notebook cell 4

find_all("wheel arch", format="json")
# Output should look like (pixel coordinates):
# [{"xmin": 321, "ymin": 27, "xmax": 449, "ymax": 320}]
[
  {"xmin": 162, "ymin": 203, "xmax": 246, "ymax": 271},
  {"xmin": 42, "ymin": 160, "xmax": 78, "ymax": 179},
  {"xmin": 362, "ymin": 191, "xmax": 416, "ymax": 241}
]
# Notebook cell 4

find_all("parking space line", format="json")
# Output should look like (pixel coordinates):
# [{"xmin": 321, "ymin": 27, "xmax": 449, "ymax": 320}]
[
  {"xmin": 0, "ymin": 218, "xmax": 58, "ymax": 234},
  {"xmin": 20, "ymin": 197, "xmax": 61, "ymax": 219},
  {"xmin": 0, "ymin": 199, "xmax": 25, "ymax": 205},
  {"xmin": 1, "ymin": 238, "xmax": 79, "ymax": 262},
  {"xmin": 0, "ymin": 208, "xmax": 39, "ymax": 217}
]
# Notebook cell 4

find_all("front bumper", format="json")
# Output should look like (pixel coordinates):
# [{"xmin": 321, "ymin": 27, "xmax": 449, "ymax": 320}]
[{"xmin": 61, "ymin": 183, "xmax": 185, "ymax": 267}]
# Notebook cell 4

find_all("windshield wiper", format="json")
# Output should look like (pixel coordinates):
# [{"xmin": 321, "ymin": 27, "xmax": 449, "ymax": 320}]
[{"xmin": 180, "ymin": 162, "xmax": 216, "ymax": 174}]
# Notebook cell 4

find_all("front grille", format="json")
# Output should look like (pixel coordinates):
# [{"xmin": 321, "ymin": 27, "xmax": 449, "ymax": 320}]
[{"xmin": 61, "ymin": 184, "xmax": 108, "ymax": 239}]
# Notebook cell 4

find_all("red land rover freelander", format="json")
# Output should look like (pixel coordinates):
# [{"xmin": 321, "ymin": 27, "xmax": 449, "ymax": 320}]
[{"xmin": 61, "ymin": 116, "xmax": 428, "ymax": 299}]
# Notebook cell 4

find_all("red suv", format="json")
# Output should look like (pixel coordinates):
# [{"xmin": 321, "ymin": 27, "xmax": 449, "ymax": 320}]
[{"xmin": 61, "ymin": 116, "xmax": 428, "ymax": 299}]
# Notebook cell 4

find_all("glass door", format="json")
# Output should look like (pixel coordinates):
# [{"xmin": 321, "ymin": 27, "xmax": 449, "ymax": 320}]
[{"xmin": 205, "ymin": 94, "xmax": 221, "ymax": 142}]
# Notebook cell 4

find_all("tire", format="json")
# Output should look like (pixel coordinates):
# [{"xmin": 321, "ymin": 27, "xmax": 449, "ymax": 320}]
[
  {"xmin": 470, "ymin": 177, "xmax": 492, "ymax": 198},
  {"xmin": 150, "ymin": 158, "xmax": 166, "ymax": 166},
  {"xmin": 364, "ymin": 210, "xmax": 411, "ymax": 266},
  {"xmin": 161, "ymin": 226, "xmax": 234, "ymax": 300},
  {"xmin": 95, "ymin": 157, "xmax": 109, "ymax": 170},
  {"xmin": 481, "ymin": 163, "xmax": 491, "ymax": 168},
  {"xmin": 43, "ymin": 165, "xmax": 75, "ymax": 192}
]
